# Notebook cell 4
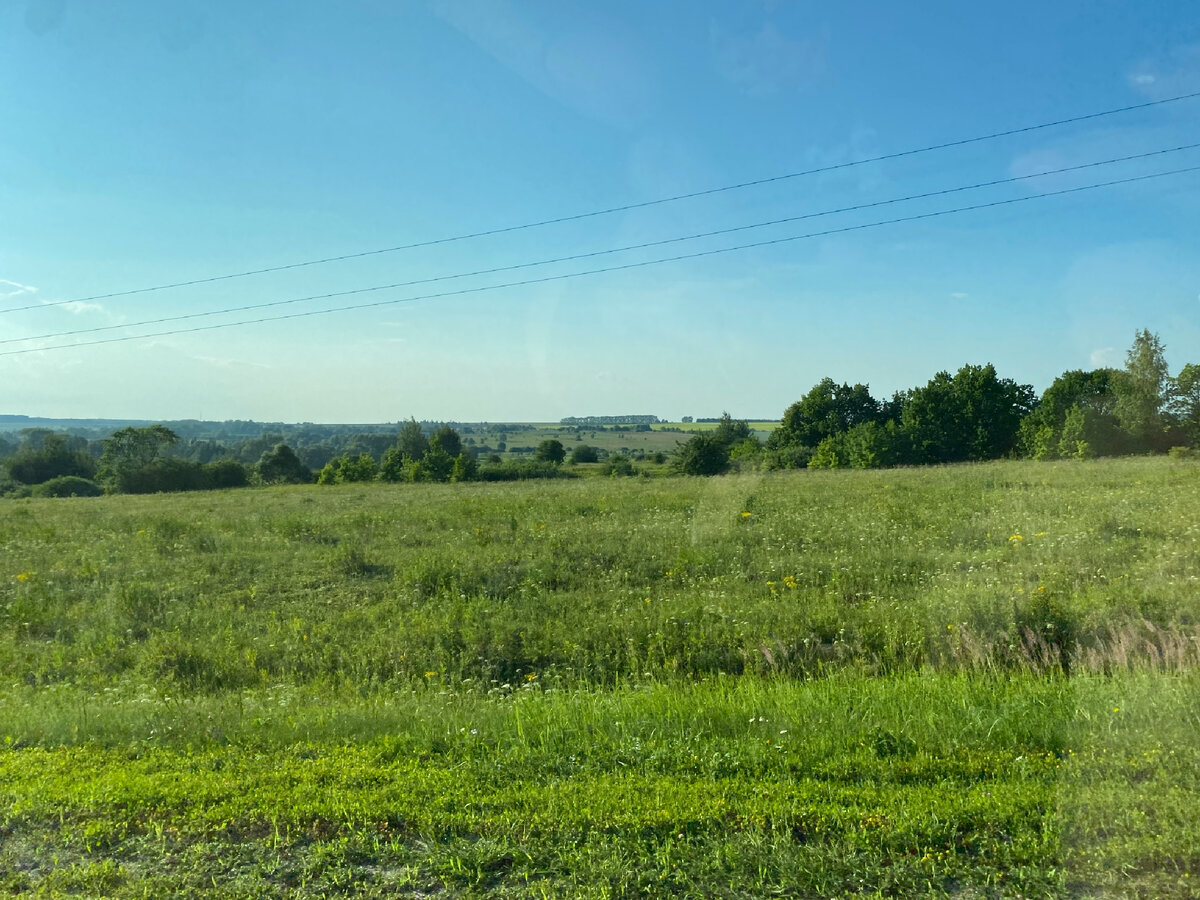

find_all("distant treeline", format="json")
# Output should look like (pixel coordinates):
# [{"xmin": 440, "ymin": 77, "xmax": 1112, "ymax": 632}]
[
  {"xmin": 3, "ymin": 329, "xmax": 1197, "ymax": 496},
  {"xmin": 0, "ymin": 420, "xmax": 598, "ymax": 497},
  {"xmin": 560, "ymin": 415, "xmax": 661, "ymax": 426},
  {"xmin": 668, "ymin": 329, "xmax": 1198, "ymax": 475}
]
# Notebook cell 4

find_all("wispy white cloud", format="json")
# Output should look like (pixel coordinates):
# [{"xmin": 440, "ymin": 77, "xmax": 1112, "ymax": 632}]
[
  {"xmin": 950, "ymin": 291, "xmax": 969, "ymax": 300},
  {"xmin": 1090, "ymin": 347, "xmax": 1119, "ymax": 367},
  {"xmin": 0, "ymin": 278, "xmax": 37, "ymax": 299}
]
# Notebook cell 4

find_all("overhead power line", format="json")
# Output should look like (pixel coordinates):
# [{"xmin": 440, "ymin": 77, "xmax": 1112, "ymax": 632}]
[
  {"xmin": 4, "ymin": 163, "xmax": 1196, "ymax": 358},
  {"xmin": 5, "ymin": 143, "xmax": 1197, "ymax": 346},
  {"xmin": 4, "ymin": 89, "xmax": 1198, "ymax": 315}
]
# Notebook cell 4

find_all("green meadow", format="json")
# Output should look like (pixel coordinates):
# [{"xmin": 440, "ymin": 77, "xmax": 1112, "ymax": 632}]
[{"xmin": 2, "ymin": 457, "xmax": 1199, "ymax": 897}]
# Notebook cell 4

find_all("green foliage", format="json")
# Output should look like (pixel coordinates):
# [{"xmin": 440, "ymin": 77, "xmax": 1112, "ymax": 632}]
[
  {"xmin": 1114, "ymin": 329, "xmax": 1171, "ymax": 449},
  {"xmin": 475, "ymin": 459, "xmax": 574, "ymax": 481},
  {"xmin": 378, "ymin": 446, "xmax": 411, "ymax": 482},
  {"xmin": 1171, "ymin": 361, "xmax": 1200, "ymax": 446},
  {"xmin": 416, "ymin": 445, "xmax": 454, "ymax": 482},
  {"xmin": 5, "ymin": 432, "xmax": 96, "ymax": 485},
  {"xmin": 764, "ymin": 442, "xmax": 814, "ymax": 470},
  {"xmin": 901, "ymin": 364, "xmax": 1034, "ymax": 463},
  {"xmin": 771, "ymin": 379, "xmax": 880, "ymax": 451},
  {"xmin": 602, "ymin": 453, "xmax": 636, "ymax": 476},
  {"xmin": 1056, "ymin": 406, "xmax": 1094, "ymax": 459},
  {"xmin": 112, "ymin": 457, "xmax": 250, "ymax": 494},
  {"xmin": 396, "ymin": 418, "xmax": 428, "ymax": 461},
  {"xmin": 98, "ymin": 425, "xmax": 179, "ymax": 491},
  {"xmin": 711, "ymin": 411, "xmax": 753, "ymax": 448},
  {"xmin": 255, "ymin": 443, "xmax": 312, "ymax": 485},
  {"xmin": 671, "ymin": 432, "xmax": 730, "ymax": 475},
  {"xmin": 1019, "ymin": 369, "xmax": 1125, "ymax": 459},
  {"xmin": 30, "ymin": 476, "xmax": 104, "ymax": 498},
  {"xmin": 727, "ymin": 437, "xmax": 761, "ymax": 463},
  {"xmin": 534, "ymin": 438, "xmax": 566, "ymax": 464},
  {"xmin": 428, "ymin": 425, "xmax": 462, "ymax": 459},
  {"xmin": 568, "ymin": 444, "xmax": 599, "ymax": 464},
  {"xmin": 317, "ymin": 453, "xmax": 379, "ymax": 484},
  {"xmin": 808, "ymin": 435, "xmax": 844, "ymax": 468},
  {"xmin": 843, "ymin": 420, "xmax": 903, "ymax": 468},
  {"xmin": 450, "ymin": 452, "xmax": 477, "ymax": 483}
]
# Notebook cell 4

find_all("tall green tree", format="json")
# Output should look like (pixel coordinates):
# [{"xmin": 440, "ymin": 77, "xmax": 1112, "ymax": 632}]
[
  {"xmin": 1114, "ymin": 329, "xmax": 1171, "ymax": 450},
  {"xmin": 901, "ymin": 364, "xmax": 1034, "ymax": 463},
  {"xmin": 256, "ymin": 443, "xmax": 312, "ymax": 484},
  {"xmin": 1171, "ymin": 362, "xmax": 1200, "ymax": 446},
  {"xmin": 769, "ymin": 379, "xmax": 880, "ymax": 454},
  {"xmin": 5, "ymin": 432, "xmax": 96, "ymax": 485},
  {"xmin": 711, "ymin": 412, "xmax": 752, "ymax": 449},
  {"xmin": 1017, "ymin": 368, "xmax": 1122, "ymax": 459},
  {"xmin": 534, "ymin": 439, "xmax": 566, "ymax": 464},
  {"xmin": 429, "ymin": 425, "xmax": 462, "ymax": 459},
  {"xmin": 396, "ymin": 418, "xmax": 428, "ymax": 461},
  {"xmin": 98, "ymin": 425, "xmax": 178, "ymax": 490},
  {"xmin": 672, "ymin": 433, "xmax": 730, "ymax": 476}
]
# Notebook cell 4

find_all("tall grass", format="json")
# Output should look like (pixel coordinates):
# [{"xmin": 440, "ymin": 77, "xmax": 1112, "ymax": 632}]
[
  {"xmin": 3, "ymin": 458, "xmax": 1198, "ymax": 695},
  {"xmin": 2, "ymin": 457, "xmax": 1199, "ymax": 896}
]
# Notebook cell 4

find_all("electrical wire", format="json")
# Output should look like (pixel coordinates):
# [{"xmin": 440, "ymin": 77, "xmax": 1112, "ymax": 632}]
[
  {"xmin": 4, "ymin": 89, "xmax": 1198, "ymax": 315},
  {"xmin": 4, "ymin": 163, "xmax": 1195, "ymax": 358},
  {"xmin": 5, "ymin": 142, "xmax": 1196, "ymax": 346}
]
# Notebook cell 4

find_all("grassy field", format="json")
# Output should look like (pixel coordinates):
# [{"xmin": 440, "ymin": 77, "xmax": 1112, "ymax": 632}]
[{"xmin": 2, "ymin": 457, "xmax": 1199, "ymax": 897}]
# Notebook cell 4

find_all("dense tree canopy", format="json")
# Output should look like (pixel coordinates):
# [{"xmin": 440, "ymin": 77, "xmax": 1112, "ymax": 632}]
[
  {"xmin": 535, "ymin": 439, "xmax": 566, "ymax": 465},
  {"xmin": 770, "ymin": 380, "xmax": 881, "ymax": 451},
  {"xmin": 5, "ymin": 432, "xmax": 95, "ymax": 485}
]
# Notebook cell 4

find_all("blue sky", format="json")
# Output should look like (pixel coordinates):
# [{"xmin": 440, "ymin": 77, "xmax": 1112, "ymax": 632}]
[{"xmin": 2, "ymin": 0, "xmax": 1198, "ymax": 422}]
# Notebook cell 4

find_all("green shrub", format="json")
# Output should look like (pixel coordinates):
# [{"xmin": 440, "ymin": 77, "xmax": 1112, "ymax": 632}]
[
  {"xmin": 603, "ymin": 454, "xmax": 636, "ymax": 477},
  {"xmin": 671, "ymin": 433, "xmax": 729, "ymax": 476},
  {"xmin": 568, "ymin": 444, "xmax": 599, "ymax": 464},
  {"xmin": 31, "ymin": 476, "xmax": 104, "ymax": 498}
]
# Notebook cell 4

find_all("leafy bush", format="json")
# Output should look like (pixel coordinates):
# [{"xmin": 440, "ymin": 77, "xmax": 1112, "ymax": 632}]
[
  {"xmin": 317, "ymin": 453, "xmax": 378, "ymax": 484},
  {"xmin": 204, "ymin": 459, "xmax": 250, "ymax": 489},
  {"xmin": 256, "ymin": 443, "xmax": 312, "ymax": 484},
  {"xmin": 31, "ymin": 476, "xmax": 104, "ymax": 498},
  {"xmin": 603, "ymin": 454, "xmax": 636, "ymax": 477},
  {"xmin": 5, "ymin": 433, "xmax": 96, "ymax": 485},
  {"xmin": 535, "ymin": 439, "xmax": 566, "ymax": 464},
  {"xmin": 671, "ymin": 433, "xmax": 730, "ymax": 476},
  {"xmin": 808, "ymin": 436, "xmax": 844, "ymax": 469},
  {"xmin": 568, "ymin": 444, "xmax": 599, "ymax": 464}
]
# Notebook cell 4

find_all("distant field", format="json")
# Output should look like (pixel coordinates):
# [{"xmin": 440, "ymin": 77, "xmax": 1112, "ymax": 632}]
[
  {"xmin": 2, "ymin": 457, "xmax": 1199, "ymax": 897},
  {"xmin": 467, "ymin": 420, "xmax": 778, "ymax": 460},
  {"xmin": 652, "ymin": 420, "xmax": 779, "ymax": 433},
  {"xmin": 471, "ymin": 423, "xmax": 690, "ymax": 457}
]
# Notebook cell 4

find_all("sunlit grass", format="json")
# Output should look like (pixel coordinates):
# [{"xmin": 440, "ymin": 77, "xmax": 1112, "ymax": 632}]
[{"xmin": 2, "ymin": 456, "xmax": 1198, "ymax": 896}]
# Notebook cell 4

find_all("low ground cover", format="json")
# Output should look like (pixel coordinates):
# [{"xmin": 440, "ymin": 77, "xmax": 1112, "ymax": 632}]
[{"xmin": 2, "ymin": 457, "xmax": 1198, "ymax": 896}]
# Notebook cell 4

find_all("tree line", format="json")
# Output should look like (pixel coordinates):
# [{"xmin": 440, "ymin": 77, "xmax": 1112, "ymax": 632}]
[
  {"xmin": 3, "ymin": 329, "xmax": 1196, "ymax": 496},
  {"xmin": 671, "ymin": 330, "xmax": 1198, "ymax": 475}
]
